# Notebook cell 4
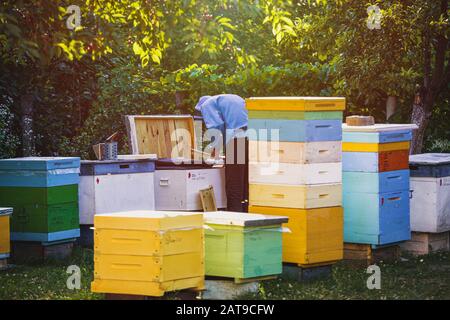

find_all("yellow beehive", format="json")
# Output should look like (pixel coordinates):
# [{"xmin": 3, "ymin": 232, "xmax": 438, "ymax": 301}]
[
  {"xmin": 0, "ymin": 208, "xmax": 12, "ymax": 259},
  {"xmin": 91, "ymin": 210, "xmax": 205, "ymax": 297},
  {"xmin": 246, "ymin": 97, "xmax": 346, "ymax": 111},
  {"xmin": 249, "ymin": 206, "xmax": 343, "ymax": 266}
]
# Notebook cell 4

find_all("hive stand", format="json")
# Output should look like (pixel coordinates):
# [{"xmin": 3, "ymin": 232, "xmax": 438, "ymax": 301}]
[
  {"xmin": 281, "ymin": 264, "xmax": 333, "ymax": 282},
  {"xmin": 343, "ymin": 243, "xmax": 400, "ymax": 266},
  {"xmin": 0, "ymin": 257, "xmax": 9, "ymax": 271},
  {"xmin": 201, "ymin": 279, "xmax": 260, "ymax": 300},
  {"xmin": 400, "ymin": 232, "xmax": 450, "ymax": 256},
  {"xmin": 104, "ymin": 288, "xmax": 201, "ymax": 300},
  {"xmin": 11, "ymin": 239, "xmax": 75, "ymax": 262}
]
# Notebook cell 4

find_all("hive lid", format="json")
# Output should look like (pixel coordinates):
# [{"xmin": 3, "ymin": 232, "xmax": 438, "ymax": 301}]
[
  {"xmin": 124, "ymin": 115, "xmax": 196, "ymax": 160},
  {"xmin": 342, "ymin": 123, "xmax": 418, "ymax": 132},
  {"xmin": 409, "ymin": 153, "xmax": 450, "ymax": 166},
  {"xmin": 204, "ymin": 211, "xmax": 288, "ymax": 227},
  {"xmin": 0, "ymin": 157, "xmax": 80, "ymax": 170},
  {"xmin": 0, "ymin": 207, "xmax": 13, "ymax": 216},
  {"xmin": 94, "ymin": 210, "xmax": 203, "ymax": 231},
  {"xmin": 246, "ymin": 97, "xmax": 346, "ymax": 111}
]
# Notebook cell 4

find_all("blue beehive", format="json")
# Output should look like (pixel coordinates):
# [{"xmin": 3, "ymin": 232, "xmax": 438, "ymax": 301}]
[{"xmin": 342, "ymin": 124, "xmax": 416, "ymax": 246}]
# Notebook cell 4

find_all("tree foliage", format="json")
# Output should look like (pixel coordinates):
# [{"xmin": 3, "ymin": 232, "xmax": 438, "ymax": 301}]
[{"xmin": 0, "ymin": 0, "xmax": 448, "ymax": 158}]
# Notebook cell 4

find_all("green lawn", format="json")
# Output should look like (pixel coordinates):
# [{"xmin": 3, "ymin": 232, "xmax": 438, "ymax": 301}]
[{"xmin": 1, "ymin": 248, "xmax": 449, "ymax": 300}]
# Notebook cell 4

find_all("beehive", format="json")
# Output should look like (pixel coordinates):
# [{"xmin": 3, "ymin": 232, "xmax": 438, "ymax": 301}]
[
  {"xmin": 0, "ymin": 157, "xmax": 80, "ymax": 243},
  {"xmin": 409, "ymin": 153, "xmax": 450, "ymax": 233},
  {"xmin": 203, "ymin": 211, "xmax": 287, "ymax": 280},
  {"xmin": 91, "ymin": 210, "xmax": 205, "ymax": 297},
  {"xmin": 249, "ymin": 206, "xmax": 343, "ymax": 266},
  {"xmin": 342, "ymin": 124, "xmax": 416, "ymax": 245},
  {"xmin": 247, "ymin": 97, "xmax": 345, "ymax": 267},
  {"xmin": 0, "ymin": 208, "xmax": 12, "ymax": 259},
  {"xmin": 154, "ymin": 159, "xmax": 227, "ymax": 211},
  {"xmin": 79, "ymin": 159, "xmax": 156, "ymax": 225}
]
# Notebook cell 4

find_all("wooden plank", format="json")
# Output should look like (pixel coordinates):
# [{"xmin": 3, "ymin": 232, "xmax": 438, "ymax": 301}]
[{"xmin": 199, "ymin": 186, "xmax": 217, "ymax": 212}]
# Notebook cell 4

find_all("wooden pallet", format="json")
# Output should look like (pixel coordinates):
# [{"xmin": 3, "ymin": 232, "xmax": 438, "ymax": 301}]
[
  {"xmin": 400, "ymin": 232, "xmax": 449, "ymax": 256},
  {"xmin": 281, "ymin": 263, "xmax": 333, "ymax": 282},
  {"xmin": 344, "ymin": 243, "xmax": 400, "ymax": 265},
  {"xmin": 104, "ymin": 290, "xmax": 200, "ymax": 300},
  {"xmin": 11, "ymin": 239, "xmax": 75, "ymax": 262}
]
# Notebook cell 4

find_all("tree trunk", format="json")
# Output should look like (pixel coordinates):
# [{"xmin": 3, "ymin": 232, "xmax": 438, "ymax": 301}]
[
  {"xmin": 20, "ymin": 93, "xmax": 35, "ymax": 156},
  {"xmin": 410, "ymin": 91, "xmax": 430, "ymax": 154},
  {"xmin": 386, "ymin": 96, "xmax": 397, "ymax": 120}
]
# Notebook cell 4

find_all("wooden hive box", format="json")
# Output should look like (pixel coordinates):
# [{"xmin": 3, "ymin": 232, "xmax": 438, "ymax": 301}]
[
  {"xmin": 248, "ymin": 119, "xmax": 342, "ymax": 142},
  {"xmin": 343, "ymin": 190, "xmax": 410, "ymax": 245},
  {"xmin": 249, "ymin": 141, "xmax": 342, "ymax": 164},
  {"xmin": 203, "ymin": 211, "xmax": 287, "ymax": 281},
  {"xmin": 410, "ymin": 176, "xmax": 450, "ymax": 233},
  {"xmin": 91, "ymin": 210, "xmax": 205, "ymax": 297},
  {"xmin": 0, "ymin": 157, "xmax": 80, "ymax": 187},
  {"xmin": 79, "ymin": 159, "xmax": 156, "ymax": 225},
  {"xmin": 343, "ymin": 150, "xmax": 409, "ymax": 172},
  {"xmin": 249, "ymin": 206, "xmax": 343, "ymax": 267},
  {"xmin": 343, "ymin": 170, "xmax": 410, "ymax": 194},
  {"xmin": 246, "ymin": 97, "xmax": 346, "ymax": 111},
  {"xmin": 154, "ymin": 160, "xmax": 226, "ymax": 211},
  {"xmin": 0, "ymin": 185, "xmax": 79, "ymax": 243},
  {"xmin": 0, "ymin": 208, "xmax": 12, "ymax": 259},
  {"xmin": 409, "ymin": 154, "xmax": 450, "ymax": 233},
  {"xmin": 249, "ymin": 162, "xmax": 342, "ymax": 185},
  {"xmin": 248, "ymin": 110, "xmax": 343, "ymax": 120},
  {"xmin": 249, "ymin": 183, "xmax": 342, "ymax": 209}
]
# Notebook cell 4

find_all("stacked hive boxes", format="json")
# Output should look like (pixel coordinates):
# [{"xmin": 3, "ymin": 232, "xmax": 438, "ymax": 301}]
[
  {"xmin": 409, "ymin": 153, "xmax": 450, "ymax": 233},
  {"xmin": 0, "ymin": 157, "xmax": 80, "ymax": 243},
  {"xmin": 342, "ymin": 124, "xmax": 416, "ymax": 245},
  {"xmin": 203, "ymin": 211, "xmax": 287, "ymax": 280},
  {"xmin": 246, "ymin": 97, "xmax": 345, "ymax": 267},
  {"xmin": 0, "ymin": 208, "xmax": 12, "ymax": 261},
  {"xmin": 91, "ymin": 210, "xmax": 204, "ymax": 297},
  {"xmin": 403, "ymin": 154, "xmax": 450, "ymax": 254},
  {"xmin": 79, "ymin": 159, "xmax": 156, "ymax": 246}
]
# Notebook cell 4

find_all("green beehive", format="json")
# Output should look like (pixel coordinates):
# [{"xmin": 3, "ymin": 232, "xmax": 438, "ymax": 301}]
[
  {"xmin": 0, "ymin": 185, "xmax": 78, "ymax": 234},
  {"xmin": 203, "ymin": 211, "xmax": 288, "ymax": 280}
]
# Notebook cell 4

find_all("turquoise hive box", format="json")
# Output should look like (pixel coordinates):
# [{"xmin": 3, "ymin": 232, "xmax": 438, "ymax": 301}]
[
  {"xmin": 0, "ymin": 157, "xmax": 80, "ymax": 187},
  {"xmin": 343, "ymin": 191, "xmax": 410, "ymax": 245}
]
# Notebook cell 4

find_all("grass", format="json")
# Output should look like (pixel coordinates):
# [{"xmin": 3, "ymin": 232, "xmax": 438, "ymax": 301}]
[{"xmin": 0, "ymin": 248, "xmax": 449, "ymax": 300}]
